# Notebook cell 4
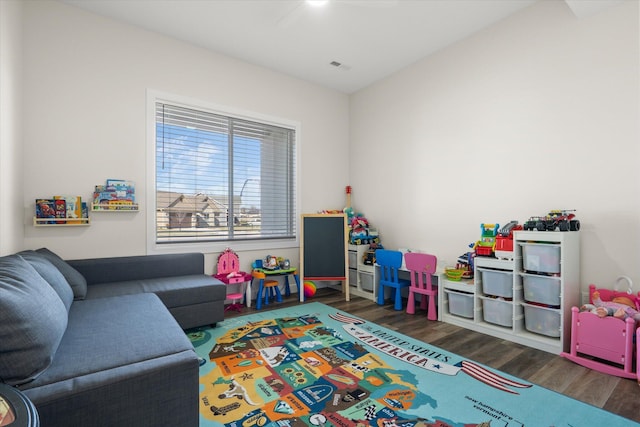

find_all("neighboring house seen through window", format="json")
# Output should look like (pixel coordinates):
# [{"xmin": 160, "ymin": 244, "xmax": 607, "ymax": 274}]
[{"xmin": 153, "ymin": 100, "xmax": 297, "ymax": 245}]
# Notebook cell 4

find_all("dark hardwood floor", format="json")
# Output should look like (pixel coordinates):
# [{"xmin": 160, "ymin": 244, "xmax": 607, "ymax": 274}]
[{"xmin": 225, "ymin": 288, "xmax": 640, "ymax": 423}]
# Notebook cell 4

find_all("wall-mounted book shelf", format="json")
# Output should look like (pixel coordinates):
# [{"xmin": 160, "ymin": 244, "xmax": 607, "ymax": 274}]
[
  {"xmin": 35, "ymin": 196, "xmax": 88, "ymax": 227},
  {"xmin": 33, "ymin": 217, "xmax": 90, "ymax": 227},
  {"xmin": 91, "ymin": 203, "xmax": 139, "ymax": 212}
]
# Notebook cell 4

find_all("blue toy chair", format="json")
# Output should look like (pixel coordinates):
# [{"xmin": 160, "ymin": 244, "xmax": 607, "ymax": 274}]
[
  {"xmin": 376, "ymin": 249, "xmax": 411, "ymax": 310},
  {"xmin": 251, "ymin": 260, "xmax": 282, "ymax": 310}
]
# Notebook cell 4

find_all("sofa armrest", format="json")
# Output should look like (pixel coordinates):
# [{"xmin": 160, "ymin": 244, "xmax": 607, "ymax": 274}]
[{"xmin": 67, "ymin": 253, "xmax": 206, "ymax": 285}]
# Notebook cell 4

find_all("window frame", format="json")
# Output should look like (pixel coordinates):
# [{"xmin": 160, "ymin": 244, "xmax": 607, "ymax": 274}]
[{"xmin": 146, "ymin": 90, "xmax": 301, "ymax": 254}]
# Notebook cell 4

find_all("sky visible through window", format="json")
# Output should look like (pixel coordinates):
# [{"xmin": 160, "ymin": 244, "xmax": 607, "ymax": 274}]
[{"xmin": 156, "ymin": 123, "xmax": 262, "ymax": 209}]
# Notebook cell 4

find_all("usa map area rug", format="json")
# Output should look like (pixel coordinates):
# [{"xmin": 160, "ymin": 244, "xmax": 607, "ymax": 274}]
[{"xmin": 187, "ymin": 302, "xmax": 635, "ymax": 427}]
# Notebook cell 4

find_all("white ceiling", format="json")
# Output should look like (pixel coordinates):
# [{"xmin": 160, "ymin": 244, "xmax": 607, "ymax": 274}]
[{"xmin": 61, "ymin": 0, "xmax": 622, "ymax": 94}]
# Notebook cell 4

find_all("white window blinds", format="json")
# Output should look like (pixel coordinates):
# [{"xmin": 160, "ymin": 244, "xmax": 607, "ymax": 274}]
[{"xmin": 155, "ymin": 102, "xmax": 296, "ymax": 244}]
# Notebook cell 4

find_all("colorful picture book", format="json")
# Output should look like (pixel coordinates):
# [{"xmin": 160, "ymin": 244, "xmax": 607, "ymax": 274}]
[
  {"xmin": 54, "ymin": 199, "xmax": 67, "ymax": 224},
  {"xmin": 93, "ymin": 179, "xmax": 136, "ymax": 209},
  {"xmin": 35, "ymin": 199, "xmax": 57, "ymax": 224},
  {"xmin": 35, "ymin": 196, "xmax": 87, "ymax": 224},
  {"xmin": 54, "ymin": 195, "xmax": 83, "ymax": 224}
]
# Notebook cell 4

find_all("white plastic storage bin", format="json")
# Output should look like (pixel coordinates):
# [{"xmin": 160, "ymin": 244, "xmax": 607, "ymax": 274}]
[
  {"xmin": 349, "ymin": 269, "xmax": 357, "ymax": 286},
  {"xmin": 445, "ymin": 289, "xmax": 474, "ymax": 318},
  {"xmin": 522, "ymin": 274, "xmax": 561, "ymax": 306},
  {"xmin": 348, "ymin": 251, "xmax": 357, "ymax": 267},
  {"xmin": 481, "ymin": 297, "xmax": 513, "ymax": 327},
  {"xmin": 522, "ymin": 243, "xmax": 561, "ymax": 274},
  {"xmin": 480, "ymin": 269, "xmax": 513, "ymax": 298},
  {"xmin": 522, "ymin": 303, "xmax": 561, "ymax": 337},
  {"xmin": 360, "ymin": 272, "xmax": 374, "ymax": 292}
]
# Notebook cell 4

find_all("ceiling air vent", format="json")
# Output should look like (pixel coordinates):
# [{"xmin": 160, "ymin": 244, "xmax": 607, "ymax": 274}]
[{"xmin": 329, "ymin": 61, "xmax": 351, "ymax": 71}]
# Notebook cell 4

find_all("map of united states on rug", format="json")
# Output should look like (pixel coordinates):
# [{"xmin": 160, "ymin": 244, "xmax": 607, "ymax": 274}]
[{"xmin": 189, "ymin": 303, "xmax": 636, "ymax": 427}]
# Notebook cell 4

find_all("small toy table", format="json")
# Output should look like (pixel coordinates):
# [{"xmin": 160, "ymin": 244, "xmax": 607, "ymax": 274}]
[{"xmin": 247, "ymin": 267, "xmax": 301, "ymax": 309}]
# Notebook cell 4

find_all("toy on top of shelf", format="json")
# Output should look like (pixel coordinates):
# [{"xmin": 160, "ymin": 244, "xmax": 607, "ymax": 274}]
[
  {"xmin": 342, "ymin": 185, "xmax": 381, "ymax": 245},
  {"xmin": 473, "ymin": 223, "xmax": 499, "ymax": 257},
  {"xmin": 455, "ymin": 251, "xmax": 474, "ymax": 279},
  {"xmin": 523, "ymin": 210, "xmax": 580, "ymax": 232},
  {"xmin": 494, "ymin": 220, "xmax": 523, "ymax": 260},
  {"xmin": 349, "ymin": 215, "xmax": 380, "ymax": 245}
]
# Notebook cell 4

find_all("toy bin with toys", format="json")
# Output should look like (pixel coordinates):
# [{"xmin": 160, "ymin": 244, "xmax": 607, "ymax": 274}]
[
  {"xmin": 445, "ymin": 289, "xmax": 474, "ymax": 319},
  {"xmin": 522, "ymin": 302, "xmax": 561, "ymax": 337},
  {"xmin": 521, "ymin": 243, "xmax": 561, "ymax": 274},
  {"xmin": 480, "ymin": 269, "xmax": 513, "ymax": 298},
  {"xmin": 522, "ymin": 273, "xmax": 561, "ymax": 306},
  {"xmin": 481, "ymin": 296, "xmax": 513, "ymax": 327}
]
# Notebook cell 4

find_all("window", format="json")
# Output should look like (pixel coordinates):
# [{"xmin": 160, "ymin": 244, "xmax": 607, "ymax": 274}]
[{"xmin": 151, "ymin": 96, "xmax": 297, "ymax": 248}]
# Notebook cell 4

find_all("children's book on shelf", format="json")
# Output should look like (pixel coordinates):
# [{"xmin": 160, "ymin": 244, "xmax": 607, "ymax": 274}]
[
  {"xmin": 106, "ymin": 179, "xmax": 135, "ymax": 202},
  {"xmin": 93, "ymin": 179, "xmax": 136, "ymax": 209},
  {"xmin": 54, "ymin": 199, "xmax": 67, "ymax": 224},
  {"xmin": 54, "ymin": 195, "xmax": 83, "ymax": 224},
  {"xmin": 35, "ymin": 199, "xmax": 56, "ymax": 224}
]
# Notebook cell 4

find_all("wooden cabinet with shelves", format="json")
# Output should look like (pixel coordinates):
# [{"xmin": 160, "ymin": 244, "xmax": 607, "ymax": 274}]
[{"xmin": 439, "ymin": 231, "xmax": 580, "ymax": 354}]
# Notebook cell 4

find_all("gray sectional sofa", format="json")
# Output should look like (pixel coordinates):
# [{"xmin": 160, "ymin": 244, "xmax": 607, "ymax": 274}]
[{"xmin": 0, "ymin": 249, "xmax": 227, "ymax": 427}]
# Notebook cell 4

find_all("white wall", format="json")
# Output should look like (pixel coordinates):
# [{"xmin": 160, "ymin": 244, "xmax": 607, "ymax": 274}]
[
  {"xmin": 0, "ymin": 0, "xmax": 24, "ymax": 255},
  {"xmin": 12, "ymin": 0, "xmax": 640, "ymax": 294},
  {"xmin": 349, "ymin": 0, "xmax": 639, "ymax": 292},
  {"xmin": 20, "ymin": 0, "xmax": 349, "ymax": 273}
]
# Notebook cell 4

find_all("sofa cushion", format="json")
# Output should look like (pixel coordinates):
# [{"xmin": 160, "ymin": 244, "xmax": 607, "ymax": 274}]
[
  {"xmin": 0, "ymin": 254, "xmax": 68, "ymax": 386},
  {"xmin": 18, "ymin": 250, "xmax": 74, "ymax": 312},
  {"xmin": 19, "ymin": 293, "xmax": 199, "ymax": 427},
  {"xmin": 36, "ymin": 248, "xmax": 87, "ymax": 300},
  {"xmin": 21, "ymin": 293, "xmax": 195, "ymax": 391},
  {"xmin": 84, "ymin": 275, "xmax": 225, "ymax": 308}
]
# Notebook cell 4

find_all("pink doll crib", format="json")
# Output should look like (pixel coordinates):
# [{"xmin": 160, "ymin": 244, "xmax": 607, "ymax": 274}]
[{"xmin": 560, "ymin": 277, "xmax": 640, "ymax": 380}]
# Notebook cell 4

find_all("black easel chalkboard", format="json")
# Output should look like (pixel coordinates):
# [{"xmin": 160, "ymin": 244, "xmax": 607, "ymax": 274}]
[{"xmin": 300, "ymin": 214, "xmax": 349, "ymax": 301}]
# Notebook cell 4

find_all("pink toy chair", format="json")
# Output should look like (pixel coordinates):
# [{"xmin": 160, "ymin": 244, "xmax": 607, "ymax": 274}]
[
  {"xmin": 404, "ymin": 252, "xmax": 438, "ymax": 320},
  {"xmin": 376, "ymin": 249, "xmax": 411, "ymax": 310}
]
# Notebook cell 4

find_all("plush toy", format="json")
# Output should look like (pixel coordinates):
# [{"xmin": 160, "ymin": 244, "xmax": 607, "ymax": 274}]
[
  {"xmin": 581, "ymin": 291, "xmax": 640, "ymax": 321},
  {"xmin": 350, "ymin": 215, "xmax": 369, "ymax": 237},
  {"xmin": 343, "ymin": 206, "xmax": 355, "ymax": 221}
]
